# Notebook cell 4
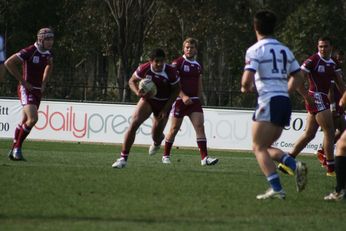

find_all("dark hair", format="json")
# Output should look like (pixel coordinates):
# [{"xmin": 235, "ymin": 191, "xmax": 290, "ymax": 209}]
[
  {"xmin": 318, "ymin": 36, "xmax": 332, "ymax": 45},
  {"xmin": 149, "ymin": 48, "xmax": 166, "ymax": 60},
  {"xmin": 254, "ymin": 10, "xmax": 277, "ymax": 35}
]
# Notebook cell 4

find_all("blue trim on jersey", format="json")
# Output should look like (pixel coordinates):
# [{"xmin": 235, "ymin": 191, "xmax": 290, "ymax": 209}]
[
  {"xmin": 258, "ymin": 91, "xmax": 288, "ymax": 96},
  {"xmin": 244, "ymin": 67, "xmax": 256, "ymax": 72},
  {"xmin": 290, "ymin": 68, "xmax": 301, "ymax": 75},
  {"xmin": 250, "ymin": 58, "xmax": 259, "ymax": 63}
]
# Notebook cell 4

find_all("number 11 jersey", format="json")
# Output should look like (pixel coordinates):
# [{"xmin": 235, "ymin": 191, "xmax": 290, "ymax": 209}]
[{"xmin": 244, "ymin": 38, "xmax": 300, "ymax": 103}]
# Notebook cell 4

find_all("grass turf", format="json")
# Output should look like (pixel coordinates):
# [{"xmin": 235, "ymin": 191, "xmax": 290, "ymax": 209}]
[{"xmin": 0, "ymin": 139, "xmax": 344, "ymax": 231}]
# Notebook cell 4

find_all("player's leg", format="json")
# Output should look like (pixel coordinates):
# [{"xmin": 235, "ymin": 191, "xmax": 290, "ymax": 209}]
[
  {"xmin": 189, "ymin": 112, "xmax": 218, "ymax": 165},
  {"xmin": 324, "ymin": 130, "xmax": 346, "ymax": 201},
  {"xmin": 315, "ymin": 109, "xmax": 335, "ymax": 175},
  {"xmin": 112, "ymin": 99, "xmax": 152, "ymax": 168},
  {"xmin": 290, "ymin": 113, "xmax": 319, "ymax": 158},
  {"xmin": 11, "ymin": 112, "xmax": 27, "ymax": 150},
  {"xmin": 252, "ymin": 121, "xmax": 286, "ymax": 199},
  {"xmin": 11, "ymin": 104, "xmax": 38, "ymax": 160},
  {"xmin": 163, "ymin": 116, "xmax": 184, "ymax": 161}
]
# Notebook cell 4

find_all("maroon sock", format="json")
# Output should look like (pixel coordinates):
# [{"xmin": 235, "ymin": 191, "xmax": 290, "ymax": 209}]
[
  {"xmin": 12, "ymin": 124, "xmax": 22, "ymax": 149},
  {"xmin": 163, "ymin": 140, "xmax": 173, "ymax": 157},
  {"xmin": 121, "ymin": 150, "xmax": 129, "ymax": 161},
  {"xmin": 197, "ymin": 138, "xmax": 208, "ymax": 159},
  {"xmin": 14, "ymin": 124, "xmax": 32, "ymax": 149}
]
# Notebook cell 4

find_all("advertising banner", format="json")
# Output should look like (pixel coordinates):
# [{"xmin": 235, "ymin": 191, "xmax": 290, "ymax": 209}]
[{"xmin": 0, "ymin": 99, "xmax": 323, "ymax": 153}]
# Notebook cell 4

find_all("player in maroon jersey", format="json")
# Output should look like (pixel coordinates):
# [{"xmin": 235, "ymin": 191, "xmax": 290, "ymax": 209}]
[
  {"xmin": 316, "ymin": 50, "xmax": 346, "ymax": 168},
  {"xmin": 279, "ymin": 37, "xmax": 346, "ymax": 176},
  {"xmin": 112, "ymin": 48, "xmax": 180, "ymax": 168},
  {"xmin": 5, "ymin": 28, "xmax": 54, "ymax": 160},
  {"xmin": 158, "ymin": 37, "xmax": 218, "ymax": 165}
]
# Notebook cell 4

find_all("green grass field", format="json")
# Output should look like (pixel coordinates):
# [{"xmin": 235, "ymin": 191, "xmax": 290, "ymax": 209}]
[{"xmin": 0, "ymin": 139, "xmax": 344, "ymax": 231}]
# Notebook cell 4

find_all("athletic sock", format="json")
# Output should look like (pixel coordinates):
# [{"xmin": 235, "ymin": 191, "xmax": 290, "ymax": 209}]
[
  {"xmin": 267, "ymin": 172, "xmax": 282, "ymax": 192},
  {"xmin": 280, "ymin": 153, "xmax": 297, "ymax": 170},
  {"xmin": 14, "ymin": 124, "xmax": 32, "ymax": 149},
  {"xmin": 335, "ymin": 156, "xmax": 346, "ymax": 192},
  {"xmin": 12, "ymin": 124, "xmax": 22, "ymax": 149},
  {"xmin": 121, "ymin": 150, "xmax": 129, "ymax": 161},
  {"xmin": 197, "ymin": 138, "xmax": 208, "ymax": 160},
  {"xmin": 163, "ymin": 140, "xmax": 173, "ymax": 157}
]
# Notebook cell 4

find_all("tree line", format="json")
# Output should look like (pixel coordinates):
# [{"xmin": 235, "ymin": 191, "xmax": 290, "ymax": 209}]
[{"xmin": 1, "ymin": 0, "xmax": 346, "ymax": 110}]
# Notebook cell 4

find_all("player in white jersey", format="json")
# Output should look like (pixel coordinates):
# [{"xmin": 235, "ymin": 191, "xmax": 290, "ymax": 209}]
[
  {"xmin": 241, "ymin": 10, "xmax": 313, "ymax": 200},
  {"xmin": 0, "ymin": 34, "xmax": 6, "ymax": 81}
]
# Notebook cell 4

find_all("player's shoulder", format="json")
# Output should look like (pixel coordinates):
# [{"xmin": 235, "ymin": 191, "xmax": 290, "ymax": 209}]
[
  {"xmin": 136, "ymin": 62, "xmax": 151, "ymax": 72},
  {"xmin": 165, "ymin": 63, "xmax": 176, "ymax": 73},
  {"xmin": 172, "ymin": 56, "xmax": 184, "ymax": 67}
]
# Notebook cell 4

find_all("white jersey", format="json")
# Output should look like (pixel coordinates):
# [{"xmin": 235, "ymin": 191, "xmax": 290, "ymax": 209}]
[
  {"xmin": 0, "ymin": 35, "xmax": 5, "ymax": 63},
  {"xmin": 244, "ymin": 38, "xmax": 300, "ymax": 104}
]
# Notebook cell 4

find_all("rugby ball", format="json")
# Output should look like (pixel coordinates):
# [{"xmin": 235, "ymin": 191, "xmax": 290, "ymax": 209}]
[{"xmin": 139, "ymin": 78, "xmax": 157, "ymax": 96}]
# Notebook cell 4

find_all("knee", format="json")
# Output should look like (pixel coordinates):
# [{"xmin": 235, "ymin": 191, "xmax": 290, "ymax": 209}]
[{"xmin": 26, "ymin": 117, "xmax": 38, "ymax": 127}]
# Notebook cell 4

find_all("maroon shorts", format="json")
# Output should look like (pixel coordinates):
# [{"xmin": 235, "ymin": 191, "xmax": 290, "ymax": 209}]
[
  {"xmin": 18, "ymin": 86, "xmax": 42, "ymax": 108},
  {"xmin": 171, "ymin": 98, "xmax": 203, "ymax": 118},
  {"xmin": 146, "ymin": 98, "xmax": 170, "ymax": 118},
  {"xmin": 305, "ymin": 91, "xmax": 330, "ymax": 114}
]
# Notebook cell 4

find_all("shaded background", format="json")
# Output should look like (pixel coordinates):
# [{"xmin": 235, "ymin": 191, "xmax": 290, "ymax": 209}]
[{"xmin": 1, "ymin": 0, "xmax": 345, "ymax": 110}]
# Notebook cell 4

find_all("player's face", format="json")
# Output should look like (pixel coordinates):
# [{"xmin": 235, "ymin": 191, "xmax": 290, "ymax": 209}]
[
  {"xmin": 318, "ymin": 40, "xmax": 331, "ymax": 58},
  {"xmin": 150, "ymin": 57, "xmax": 165, "ymax": 72},
  {"xmin": 184, "ymin": 42, "xmax": 197, "ymax": 59},
  {"xmin": 43, "ymin": 37, "xmax": 54, "ymax": 50}
]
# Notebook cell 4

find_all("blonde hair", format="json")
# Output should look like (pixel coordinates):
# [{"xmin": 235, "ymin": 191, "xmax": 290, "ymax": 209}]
[{"xmin": 183, "ymin": 37, "xmax": 198, "ymax": 49}]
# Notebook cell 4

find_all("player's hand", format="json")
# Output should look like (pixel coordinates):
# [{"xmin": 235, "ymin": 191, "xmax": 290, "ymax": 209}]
[
  {"xmin": 339, "ymin": 92, "xmax": 346, "ymax": 108},
  {"xmin": 137, "ymin": 89, "xmax": 153, "ymax": 99},
  {"xmin": 304, "ymin": 95, "xmax": 314, "ymax": 107},
  {"xmin": 182, "ymin": 95, "xmax": 193, "ymax": 105}
]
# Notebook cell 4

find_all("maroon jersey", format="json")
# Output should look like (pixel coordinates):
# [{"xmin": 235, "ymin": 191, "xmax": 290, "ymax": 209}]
[
  {"xmin": 135, "ymin": 62, "xmax": 179, "ymax": 100},
  {"xmin": 301, "ymin": 53, "xmax": 342, "ymax": 95},
  {"xmin": 172, "ymin": 55, "xmax": 202, "ymax": 98},
  {"xmin": 16, "ymin": 43, "xmax": 53, "ymax": 88}
]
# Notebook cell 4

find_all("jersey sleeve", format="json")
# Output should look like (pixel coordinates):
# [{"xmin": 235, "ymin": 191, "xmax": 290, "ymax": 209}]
[
  {"xmin": 16, "ymin": 46, "xmax": 34, "ymax": 61},
  {"xmin": 134, "ymin": 63, "xmax": 149, "ymax": 79},
  {"xmin": 167, "ymin": 65, "xmax": 180, "ymax": 85},
  {"xmin": 301, "ymin": 56, "xmax": 314, "ymax": 73},
  {"xmin": 244, "ymin": 48, "xmax": 259, "ymax": 72}
]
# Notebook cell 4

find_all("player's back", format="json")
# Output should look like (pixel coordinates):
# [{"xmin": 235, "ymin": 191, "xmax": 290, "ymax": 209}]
[{"xmin": 246, "ymin": 38, "xmax": 299, "ymax": 102}]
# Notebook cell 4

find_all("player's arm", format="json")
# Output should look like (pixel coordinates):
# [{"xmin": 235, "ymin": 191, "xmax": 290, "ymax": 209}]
[
  {"xmin": 334, "ymin": 71, "xmax": 346, "ymax": 95},
  {"xmin": 42, "ymin": 58, "xmax": 53, "ymax": 93},
  {"xmin": 241, "ymin": 70, "xmax": 255, "ymax": 93},
  {"xmin": 128, "ymin": 73, "xmax": 142, "ymax": 96},
  {"xmin": 339, "ymin": 91, "xmax": 346, "ymax": 108},
  {"xmin": 4, "ymin": 54, "xmax": 32, "ymax": 89},
  {"xmin": 197, "ymin": 74, "xmax": 206, "ymax": 104},
  {"xmin": 289, "ymin": 70, "xmax": 314, "ymax": 106},
  {"xmin": 158, "ymin": 81, "xmax": 181, "ymax": 120}
]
